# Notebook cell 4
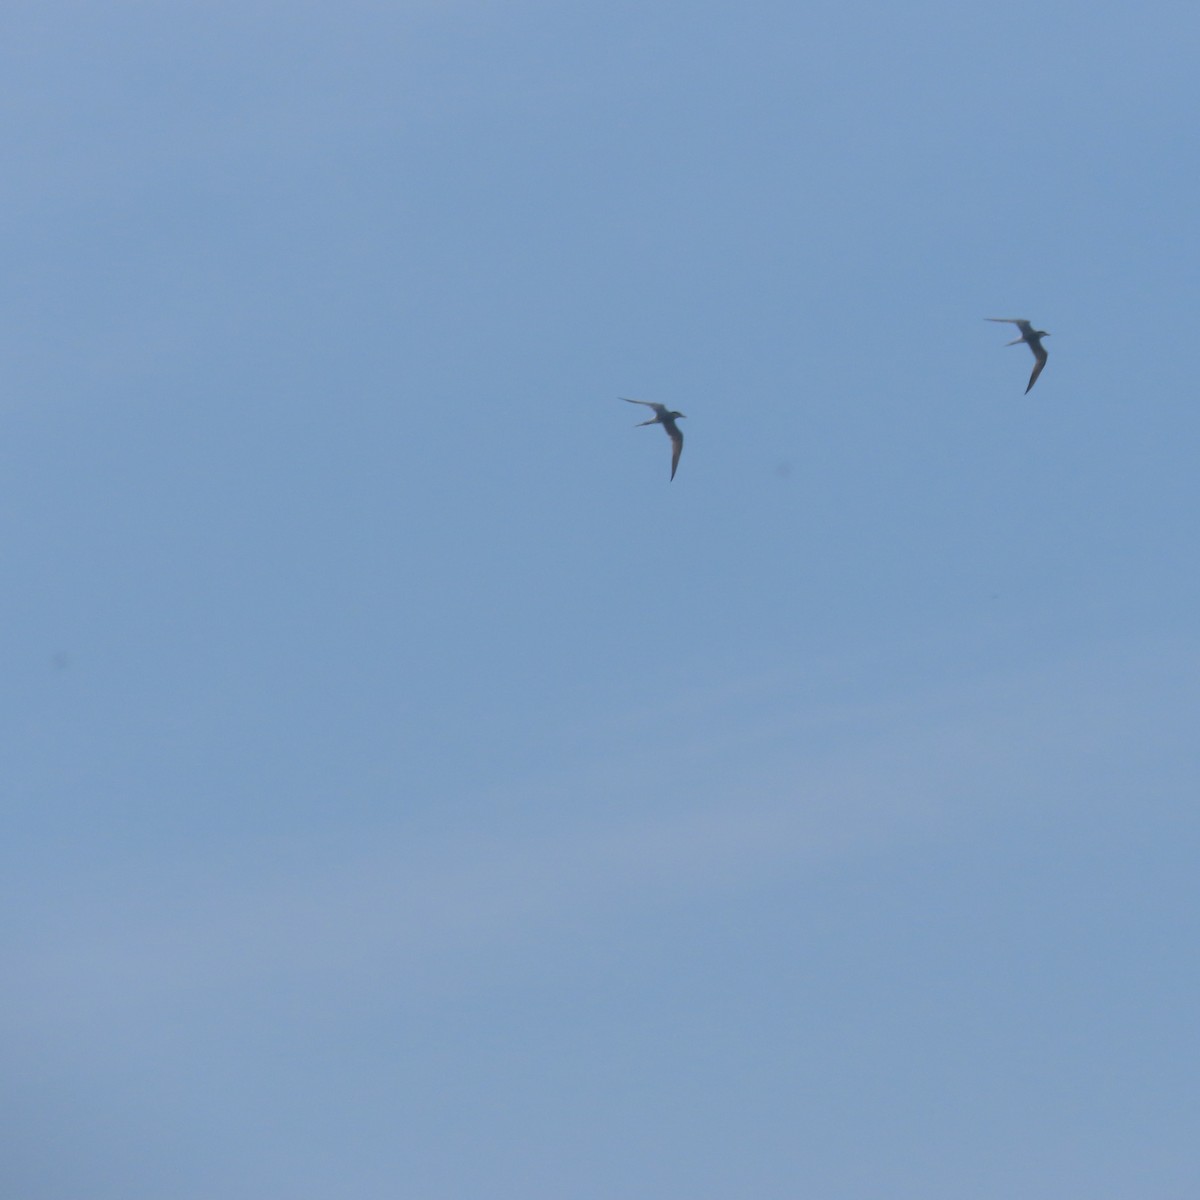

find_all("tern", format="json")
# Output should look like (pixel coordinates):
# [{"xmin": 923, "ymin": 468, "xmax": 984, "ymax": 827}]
[
  {"xmin": 621, "ymin": 398, "xmax": 685, "ymax": 480},
  {"xmin": 987, "ymin": 318, "xmax": 1050, "ymax": 393}
]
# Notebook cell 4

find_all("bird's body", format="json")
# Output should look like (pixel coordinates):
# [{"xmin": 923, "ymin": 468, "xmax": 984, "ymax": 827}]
[
  {"xmin": 987, "ymin": 318, "xmax": 1050, "ymax": 393},
  {"xmin": 621, "ymin": 397, "xmax": 685, "ymax": 480}
]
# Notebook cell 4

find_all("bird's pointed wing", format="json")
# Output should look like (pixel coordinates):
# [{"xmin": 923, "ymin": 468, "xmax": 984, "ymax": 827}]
[
  {"xmin": 669, "ymin": 427, "xmax": 683, "ymax": 480},
  {"xmin": 620, "ymin": 396, "xmax": 661, "ymax": 411},
  {"xmin": 1025, "ymin": 343, "xmax": 1048, "ymax": 393},
  {"xmin": 985, "ymin": 317, "xmax": 1025, "ymax": 325}
]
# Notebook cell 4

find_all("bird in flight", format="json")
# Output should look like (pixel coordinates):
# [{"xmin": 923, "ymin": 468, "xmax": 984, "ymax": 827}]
[
  {"xmin": 621, "ymin": 398, "xmax": 686, "ymax": 480},
  {"xmin": 986, "ymin": 318, "xmax": 1050, "ymax": 393}
]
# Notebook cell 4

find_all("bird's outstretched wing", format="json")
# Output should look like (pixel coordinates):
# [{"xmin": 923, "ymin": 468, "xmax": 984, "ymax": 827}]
[
  {"xmin": 668, "ymin": 427, "xmax": 683, "ymax": 480},
  {"xmin": 620, "ymin": 396, "xmax": 665, "ymax": 414},
  {"xmin": 987, "ymin": 317, "xmax": 1035, "ymax": 337},
  {"xmin": 1025, "ymin": 344, "xmax": 1048, "ymax": 393}
]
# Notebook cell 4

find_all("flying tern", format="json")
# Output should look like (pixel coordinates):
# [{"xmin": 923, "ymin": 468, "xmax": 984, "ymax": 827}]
[
  {"xmin": 621, "ymin": 398, "xmax": 685, "ymax": 480},
  {"xmin": 986, "ymin": 318, "xmax": 1050, "ymax": 393}
]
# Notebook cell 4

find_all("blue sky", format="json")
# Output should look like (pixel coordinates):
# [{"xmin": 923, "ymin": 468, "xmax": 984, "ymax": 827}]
[{"xmin": 3, "ymin": 1, "xmax": 1199, "ymax": 1196}]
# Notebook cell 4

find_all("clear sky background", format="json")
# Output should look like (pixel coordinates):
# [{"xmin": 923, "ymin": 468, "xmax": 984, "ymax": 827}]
[{"xmin": 4, "ymin": 2, "xmax": 1199, "ymax": 1196}]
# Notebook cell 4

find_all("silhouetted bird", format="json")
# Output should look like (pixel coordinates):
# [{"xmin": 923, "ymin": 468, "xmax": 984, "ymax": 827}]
[
  {"xmin": 621, "ymin": 398, "xmax": 685, "ymax": 480},
  {"xmin": 987, "ymin": 318, "xmax": 1050, "ymax": 393}
]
